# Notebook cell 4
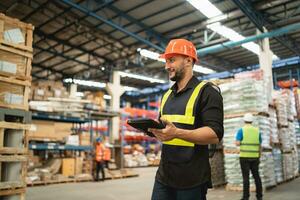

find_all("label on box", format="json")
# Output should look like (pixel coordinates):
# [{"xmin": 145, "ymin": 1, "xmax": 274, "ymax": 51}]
[
  {"xmin": 0, "ymin": 61, "xmax": 17, "ymax": 74},
  {"xmin": 4, "ymin": 28, "xmax": 25, "ymax": 44},
  {"xmin": 5, "ymin": 93, "xmax": 23, "ymax": 104},
  {"xmin": 10, "ymin": 94, "xmax": 23, "ymax": 105}
]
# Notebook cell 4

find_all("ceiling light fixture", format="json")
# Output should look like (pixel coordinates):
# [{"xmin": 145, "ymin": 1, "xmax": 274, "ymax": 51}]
[
  {"xmin": 118, "ymin": 71, "xmax": 166, "ymax": 84},
  {"xmin": 188, "ymin": 1, "xmax": 279, "ymax": 60},
  {"xmin": 187, "ymin": 0, "xmax": 222, "ymax": 18}
]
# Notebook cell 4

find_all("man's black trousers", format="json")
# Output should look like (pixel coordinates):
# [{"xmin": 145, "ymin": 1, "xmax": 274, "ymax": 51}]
[{"xmin": 239, "ymin": 158, "xmax": 263, "ymax": 199}]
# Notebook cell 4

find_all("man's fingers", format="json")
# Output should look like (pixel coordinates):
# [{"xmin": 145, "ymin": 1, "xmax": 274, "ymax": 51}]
[{"xmin": 160, "ymin": 117, "xmax": 172, "ymax": 126}]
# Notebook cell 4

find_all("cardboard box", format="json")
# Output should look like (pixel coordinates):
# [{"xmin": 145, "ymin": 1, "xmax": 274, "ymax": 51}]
[
  {"xmin": 66, "ymin": 135, "xmax": 79, "ymax": 146},
  {"xmin": 62, "ymin": 158, "xmax": 75, "ymax": 177},
  {"xmin": 79, "ymin": 132, "xmax": 91, "ymax": 146},
  {"xmin": 29, "ymin": 120, "xmax": 72, "ymax": 141},
  {"xmin": 75, "ymin": 157, "xmax": 83, "ymax": 175}
]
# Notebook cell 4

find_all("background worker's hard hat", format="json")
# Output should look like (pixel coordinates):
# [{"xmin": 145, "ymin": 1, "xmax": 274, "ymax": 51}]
[
  {"xmin": 96, "ymin": 137, "xmax": 102, "ymax": 142},
  {"xmin": 159, "ymin": 39, "xmax": 198, "ymax": 62},
  {"xmin": 243, "ymin": 113, "xmax": 254, "ymax": 122}
]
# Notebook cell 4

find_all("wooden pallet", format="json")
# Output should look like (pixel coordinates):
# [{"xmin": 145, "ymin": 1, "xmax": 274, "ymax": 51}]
[
  {"xmin": 212, "ymin": 183, "xmax": 226, "ymax": 188},
  {"xmin": 223, "ymin": 149, "xmax": 240, "ymax": 154},
  {"xmin": 0, "ymin": 76, "xmax": 31, "ymax": 111},
  {"xmin": 224, "ymin": 111, "xmax": 269, "ymax": 119},
  {"xmin": 0, "ymin": 108, "xmax": 31, "ymax": 124},
  {"xmin": 0, "ymin": 121, "xmax": 30, "ymax": 155},
  {"xmin": 0, "ymin": 45, "xmax": 32, "ymax": 81},
  {"xmin": 226, "ymin": 184, "xmax": 256, "ymax": 192},
  {"xmin": 0, "ymin": 155, "xmax": 27, "ymax": 190},
  {"xmin": 0, "ymin": 187, "xmax": 25, "ymax": 199},
  {"xmin": 27, "ymin": 177, "xmax": 93, "ymax": 187},
  {"xmin": 225, "ymin": 184, "xmax": 274, "ymax": 192},
  {"xmin": 0, "ymin": 13, "xmax": 33, "ymax": 52}
]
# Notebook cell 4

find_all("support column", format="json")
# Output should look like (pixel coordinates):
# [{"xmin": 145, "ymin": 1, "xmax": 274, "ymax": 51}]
[
  {"xmin": 106, "ymin": 71, "xmax": 125, "ymax": 142},
  {"xmin": 106, "ymin": 71, "xmax": 125, "ymax": 168},
  {"xmin": 258, "ymin": 27, "xmax": 274, "ymax": 103}
]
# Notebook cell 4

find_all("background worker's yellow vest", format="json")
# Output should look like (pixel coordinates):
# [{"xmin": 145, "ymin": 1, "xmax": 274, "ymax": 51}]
[{"xmin": 240, "ymin": 125, "xmax": 260, "ymax": 158}]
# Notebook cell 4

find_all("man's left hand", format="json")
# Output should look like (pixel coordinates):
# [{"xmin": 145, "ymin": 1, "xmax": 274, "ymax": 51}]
[{"xmin": 148, "ymin": 118, "xmax": 178, "ymax": 141}]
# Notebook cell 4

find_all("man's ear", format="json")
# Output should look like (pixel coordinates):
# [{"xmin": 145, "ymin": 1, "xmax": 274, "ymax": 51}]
[{"xmin": 185, "ymin": 57, "xmax": 193, "ymax": 66}]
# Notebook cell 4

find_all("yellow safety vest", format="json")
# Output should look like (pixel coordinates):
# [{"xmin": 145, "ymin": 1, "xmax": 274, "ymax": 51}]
[
  {"xmin": 240, "ymin": 125, "xmax": 260, "ymax": 158},
  {"xmin": 160, "ymin": 81, "xmax": 207, "ymax": 147}
]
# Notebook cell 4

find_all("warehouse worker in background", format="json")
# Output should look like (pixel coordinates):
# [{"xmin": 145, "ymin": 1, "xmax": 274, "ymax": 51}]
[
  {"xmin": 95, "ymin": 137, "xmax": 106, "ymax": 181},
  {"xmin": 103, "ymin": 142, "xmax": 112, "ymax": 169},
  {"xmin": 148, "ymin": 38, "xmax": 224, "ymax": 200},
  {"xmin": 236, "ymin": 113, "xmax": 263, "ymax": 200}
]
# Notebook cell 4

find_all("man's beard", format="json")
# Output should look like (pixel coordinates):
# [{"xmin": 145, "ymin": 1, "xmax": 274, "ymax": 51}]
[{"xmin": 170, "ymin": 67, "xmax": 184, "ymax": 82}]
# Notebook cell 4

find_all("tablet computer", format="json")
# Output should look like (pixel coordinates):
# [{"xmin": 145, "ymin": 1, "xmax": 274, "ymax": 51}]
[{"xmin": 127, "ymin": 118, "xmax": 165, "ymax": 137}]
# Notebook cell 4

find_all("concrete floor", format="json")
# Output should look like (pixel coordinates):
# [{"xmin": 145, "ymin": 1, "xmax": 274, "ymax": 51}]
[{"xmin": 27, "ymin": 167, "xmax": 300, "ymax": 200}]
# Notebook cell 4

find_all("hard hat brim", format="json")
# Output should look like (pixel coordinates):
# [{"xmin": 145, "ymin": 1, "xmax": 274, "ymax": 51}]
[{"xmin": 159, "ymin": 53, "xmax": 198, "ymax": 62}]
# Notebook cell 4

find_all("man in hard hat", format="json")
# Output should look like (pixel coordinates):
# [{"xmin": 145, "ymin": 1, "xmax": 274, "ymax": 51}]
[
  {"xmin": 94, "ymin": 137, "xmax": 106, "ymax": 181},
  {"xmin": 236, "ymin": 113, "xmax": 262, "ymax": 200},
  {"xmin": 148, "ymin": 39, "xmax": 224, "ymax": 200}
]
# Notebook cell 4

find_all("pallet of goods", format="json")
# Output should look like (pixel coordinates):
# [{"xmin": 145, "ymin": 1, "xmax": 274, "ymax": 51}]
[{"xmin": 0, "ymin": 13, "xmax": 33, "ymax": 200}]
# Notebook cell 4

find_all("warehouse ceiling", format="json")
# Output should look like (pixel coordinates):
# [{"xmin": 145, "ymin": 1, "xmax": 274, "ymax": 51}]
[{"xmin": 1, "ymin": 0, "xmax": 300, "ymax": 89}]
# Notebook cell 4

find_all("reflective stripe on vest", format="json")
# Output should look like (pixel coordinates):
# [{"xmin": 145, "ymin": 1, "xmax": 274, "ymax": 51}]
[
  {"xmin": 240, "ymin": 125, "xmax": 260, "ymax": 158},
  {"xmin": 160, "ymin": 81, "xmax": 207, "ymax": 147}
]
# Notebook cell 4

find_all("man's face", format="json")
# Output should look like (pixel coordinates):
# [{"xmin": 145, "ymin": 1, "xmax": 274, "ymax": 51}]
[{"xmin": 165, "ymin": 55, "xmax": 187, "ymax": 82}]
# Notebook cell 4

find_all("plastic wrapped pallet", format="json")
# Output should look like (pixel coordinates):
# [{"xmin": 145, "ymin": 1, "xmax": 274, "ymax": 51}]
[
  {"xmin": 224, "ymin": 152, "xmax": 276, "ymax": 188},
  {"xmin": 269, "ymin": 107, "xmax": 279, "ymax": 144},
  {"xmin": 224, "ymin": 153, "xmax": 247, "ymax": 187},
  {"xmin": 223, "ymin": 117, "xmax": 244, "ymax": 150},
  {"xmin": 292, "ymin": 149, "xmax": 299, "ymax": 176},
  {"xmin": 288, "ymin": 122, "xmax": 297, "ymax": 147},
  {"xmin": 298, "ymin": 148, "xmax": 300, "ymax": 173},
  {"xmin": 259, "ymin": 152, "xmax": 276, "ymax": 187},
  {"xmin": 219, "ymin": 79, "xmax": 268, "ymax": 115},
  {"xmin": 256, "ymin": 116, "xmax": 272, "ymax": 149},
  {"xmin": 282, "ymin": 153, "xmax": 294, "ymax": 180},
  {"xmin": 274, "ymin": 91, "xmax": 288, "ymax": 126},
  {"xmin": 272, "ymin": 147, "xmax": 284, "ymax": 183},
  {"xmin": 295, "ymin": 121, "xmax": 300, "ymax": 145},
  {"xmin": 279, "ymin": 128, "xmax": 292, "ymax": 152},
  {"xmin": 209, "ymin": 151, "xmax": 225, "ymax": 187}
]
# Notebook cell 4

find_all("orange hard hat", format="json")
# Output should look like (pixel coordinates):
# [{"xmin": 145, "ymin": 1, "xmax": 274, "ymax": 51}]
[{"xmin": 159, "ymin": 39, "xmax": 198, "ymax": 62}]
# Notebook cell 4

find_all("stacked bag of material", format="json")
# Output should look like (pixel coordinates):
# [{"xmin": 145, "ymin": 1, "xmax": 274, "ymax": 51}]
[
  {"xmin": 223, "ymin": 117, "xmax": 244, "ymax": 150},
  {"xmin": 259, "ymin": 152, "xmax": 277, "ymax": 187},
  {"xmin": 272, "ymin": 147, "xmax": 284, "ymax": 183},
  {"xmin": 269, "ymin": 107, "xmax": 279, "ymax": 144},
  {"xmin": 298, "ymin": 148, "xmax": 300, "ymax": 173},
  {"xmin": 278, "ymin": 128, "xmax": 292, "ymax": 152},
  {"xmin": 274, "ymin": 91, "xmax": 288, "ymax": 126},
  {"xmin": 220, "ymin": 79, "xmax": 268, "ymax": 115},
  {"xmin": 224, "ymin": 152, "xmax": 276, "ymax": 188},
  {"xmin": 295, "ymin": 121, "xmax": 300, "ymax": 145},
  {"xmin": 295, "ymin": 121, "xmax": 300, "ymax": 172},
  {"xmin": 209, "ymin": 151, "xmax": 226, "ymax": 187},
  {"xmin": 288, "ymin": 122, "xmax": 297, "ymax": 147},
  {"xmin": 292, "ymin": 149, "xmax": 299, "ymax": 176},
  {"xmin": 256, "ymin": 116, "xmax": 272, "ymax": 149},
  {"xmin": 224, "ymin": 153, "xmax": 251, "ymax": 187},
  {"xmin": 282, "ymin": 153, "xmax": 294, "ymax": 180}
]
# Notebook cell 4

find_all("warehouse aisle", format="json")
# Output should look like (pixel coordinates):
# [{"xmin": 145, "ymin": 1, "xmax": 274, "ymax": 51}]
[{"xmin": 27, "ymin": 167, "xmax": 300, "ymax": 200}]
